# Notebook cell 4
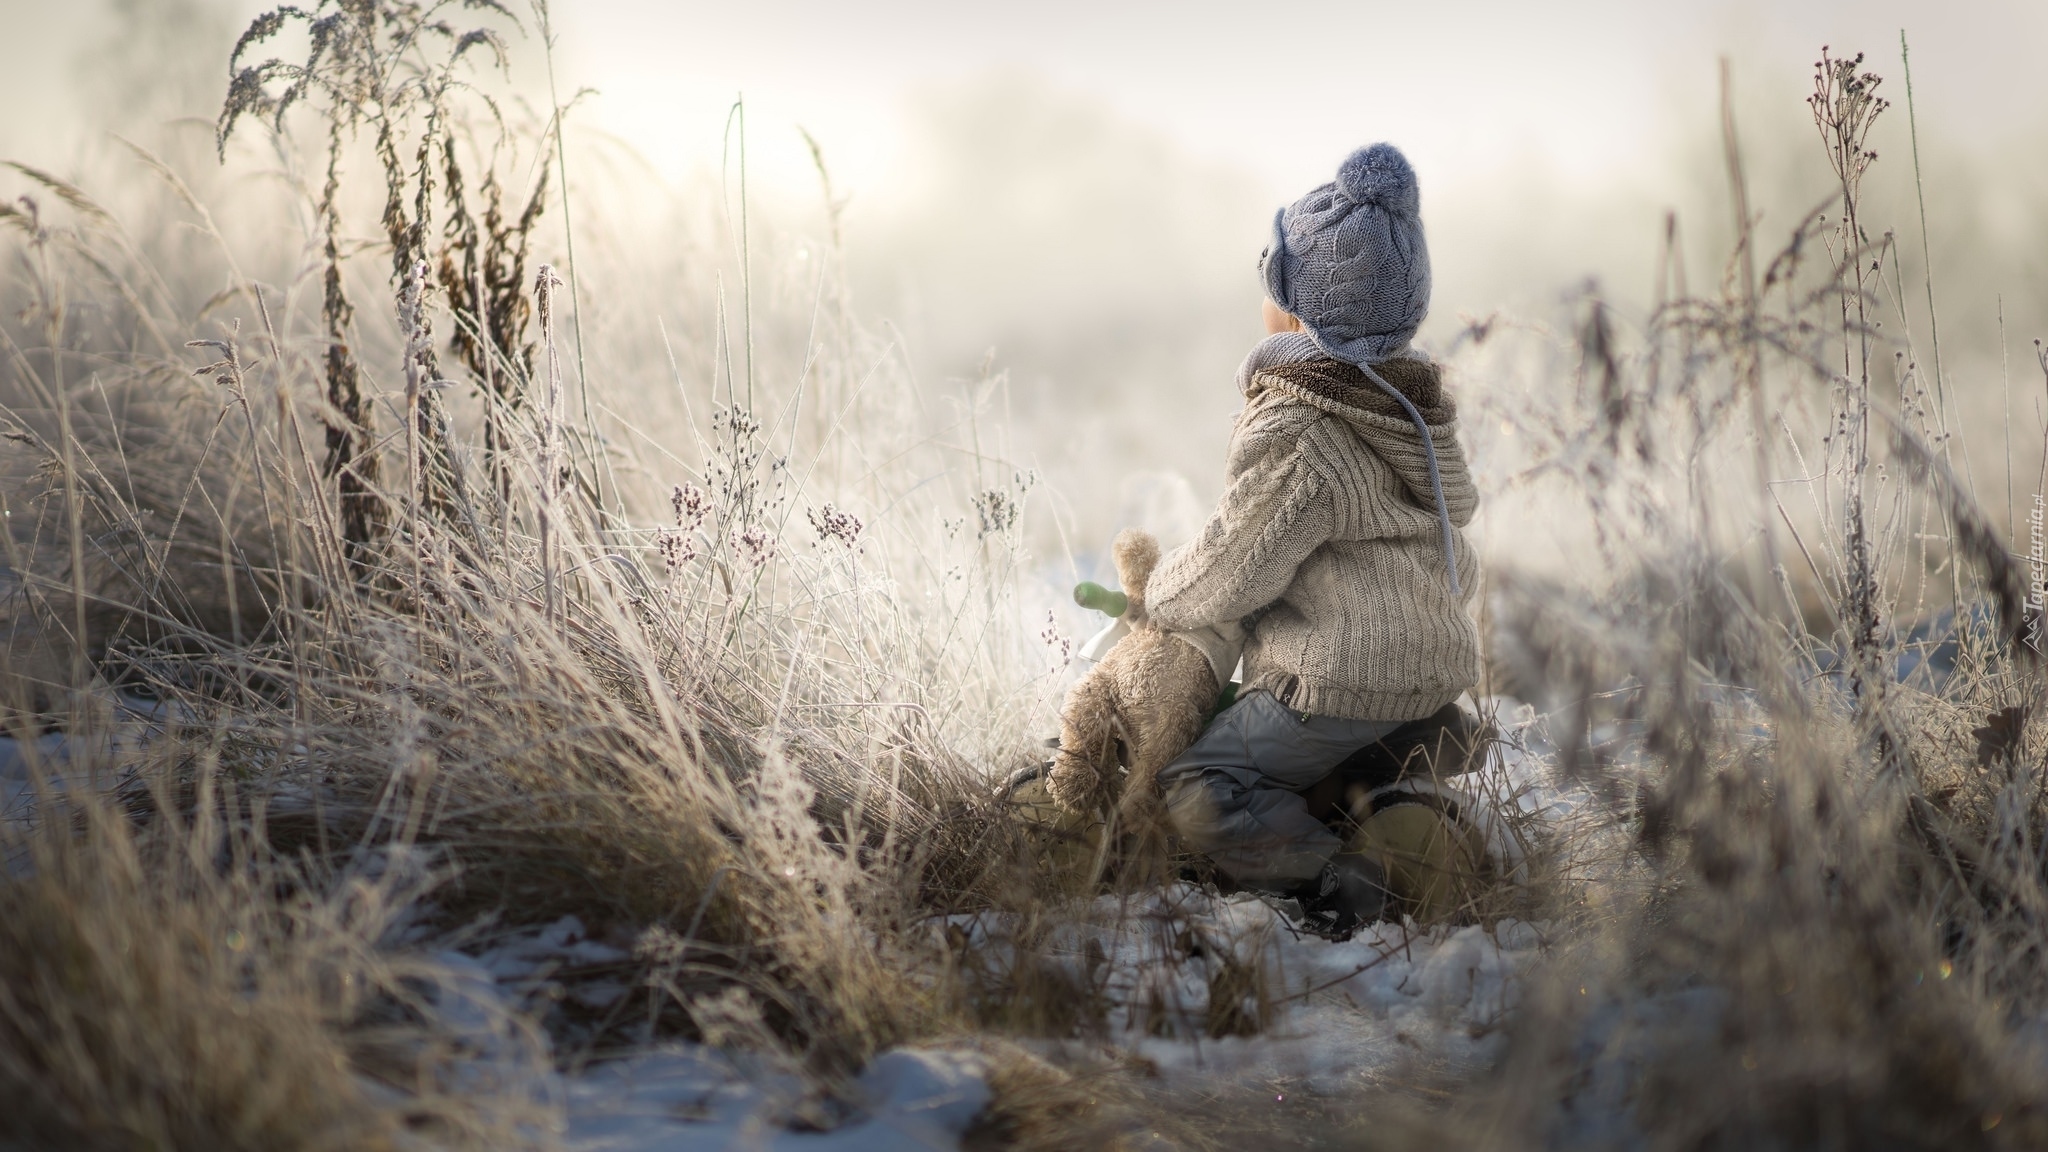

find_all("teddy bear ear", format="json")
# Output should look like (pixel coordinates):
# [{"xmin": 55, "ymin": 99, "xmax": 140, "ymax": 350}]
[
  {"xmin": 1111, "ymin": 529, "xmax": 1161, "ymax": 615},
  {"xmin": 1335, "ymin": 143, "xmax": 1419, "ymax": 214}
]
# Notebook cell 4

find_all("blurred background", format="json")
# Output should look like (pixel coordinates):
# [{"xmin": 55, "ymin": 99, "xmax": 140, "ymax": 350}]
[{"xmin": 2, "ymin": 0, "xmax": 2045, "ymax": 570}]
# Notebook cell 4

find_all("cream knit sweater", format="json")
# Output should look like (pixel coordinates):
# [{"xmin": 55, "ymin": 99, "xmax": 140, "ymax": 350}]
[{"xmin": 1146, "ymin": 355, "xmax": 1479, "ymax": 722}]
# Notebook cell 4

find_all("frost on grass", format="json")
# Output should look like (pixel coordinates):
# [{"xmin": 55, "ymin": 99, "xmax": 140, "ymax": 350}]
[{"xmin": 10, "ymin": 15, "xmax": 2048, "ymax": 1149}]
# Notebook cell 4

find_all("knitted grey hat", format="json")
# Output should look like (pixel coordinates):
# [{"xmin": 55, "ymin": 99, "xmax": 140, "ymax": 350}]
[
  {"xmin": 1260, "ymin": 143, "xmax": 1430, "ymax": 365},
  {"xmin": 1259, "ymin": 143, "xmax": 1460, "ymax": 595}
]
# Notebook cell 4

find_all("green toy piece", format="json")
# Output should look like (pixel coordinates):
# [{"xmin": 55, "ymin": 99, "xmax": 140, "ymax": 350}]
[
  {"xmin": 1208, "ymin": 680, "xmax": 1240, "ymax": 720},
  {"xmin": 1073, "ymin": 581, "xmax": 1128, "ymax": 617}
]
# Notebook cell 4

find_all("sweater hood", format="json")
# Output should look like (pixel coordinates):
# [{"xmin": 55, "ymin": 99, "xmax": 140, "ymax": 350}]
[
  {"xmin": 1250, "ymin": 357, "xmax": 1463, "ymax": 516},
  {"xmin": 1255, "ymin": 355, "xmax": 1453, "ymax": 425},
  {"xmin": 1232, "ymin": 331, "xmax": 1465, "ymax": 594}
]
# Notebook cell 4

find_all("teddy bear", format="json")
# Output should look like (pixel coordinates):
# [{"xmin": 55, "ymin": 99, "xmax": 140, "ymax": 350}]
[{"xmin": 1045, "ymin": 529, "xmax": 1225, "ymax": 839}]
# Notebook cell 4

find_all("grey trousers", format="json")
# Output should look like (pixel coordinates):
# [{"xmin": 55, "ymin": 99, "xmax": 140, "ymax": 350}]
[{"xmin": 1158, "ymin": 689, "xmax": 1404, "ymax": 890}]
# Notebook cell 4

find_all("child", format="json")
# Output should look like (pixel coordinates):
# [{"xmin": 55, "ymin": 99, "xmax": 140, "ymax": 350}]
[{"xmin": 1146, "ymin": 143, "xmax": 1479, "ymax": 937}]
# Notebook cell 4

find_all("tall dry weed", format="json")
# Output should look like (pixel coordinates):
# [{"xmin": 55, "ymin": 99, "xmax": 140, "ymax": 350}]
[
  {"xmin": 1416, "ymin": 45, "xmax": 2048, "ymax": 1151},
  {"xmin": 3, "ymin": 16, "xmax": 2046, "ymax": 1151}
]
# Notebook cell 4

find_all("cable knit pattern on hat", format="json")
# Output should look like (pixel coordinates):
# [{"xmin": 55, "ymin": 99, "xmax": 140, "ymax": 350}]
[
  {"xmin": 1261, "ymin": 143, "xmax": 1430, "ymax": 365},
  {"xmin": 1145, "ymin": 351, "xmax": 1478, "ymax": 722}
]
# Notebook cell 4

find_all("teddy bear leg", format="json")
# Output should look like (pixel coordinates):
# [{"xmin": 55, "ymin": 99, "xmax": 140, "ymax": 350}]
[
  {"xmin": 1048, "ymin": 673, "xmax": 1118, "ymax": 813},
  {"xmin": 1113, "ymin": 706, "xmax": 1211, "ymax": 885}
]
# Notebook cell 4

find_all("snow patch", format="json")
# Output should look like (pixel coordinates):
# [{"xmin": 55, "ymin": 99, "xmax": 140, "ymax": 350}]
[
  {"xmin": 563, "ymin": 1046, "xmax": 990, "ymax": 1151},
  {"xmin": 430, "ymin": 917, "xmax": 995, "ymax": 1151}
]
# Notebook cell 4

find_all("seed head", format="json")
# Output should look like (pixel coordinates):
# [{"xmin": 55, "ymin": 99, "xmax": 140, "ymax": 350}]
[{"xmin": 807, "ymin": 503, "xmax": 863, "ymax": 550}]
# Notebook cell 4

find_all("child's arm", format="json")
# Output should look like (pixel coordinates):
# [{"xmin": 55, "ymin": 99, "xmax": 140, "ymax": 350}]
[{"xmin": 1146, "ymin": 427, "xmax": 1332, "ymax": 633}]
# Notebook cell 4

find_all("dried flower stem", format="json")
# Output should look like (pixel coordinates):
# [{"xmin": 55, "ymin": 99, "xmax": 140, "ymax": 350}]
[
  {"xmin": 1810, "ymin": 46, "xmax": 1890, "ymax": 723},
  {"xmin": 400, "ymin": 258, "xmax": 431, "ymax": 606},
  {"xmin": 536, "ymin": 263, "xmax": 565, "ymax": 626}
]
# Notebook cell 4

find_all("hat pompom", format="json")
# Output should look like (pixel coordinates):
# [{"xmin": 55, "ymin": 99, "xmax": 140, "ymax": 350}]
[{"xmin": 1335, "ymin": 143, "xmax": 1419, "ymax": 214}]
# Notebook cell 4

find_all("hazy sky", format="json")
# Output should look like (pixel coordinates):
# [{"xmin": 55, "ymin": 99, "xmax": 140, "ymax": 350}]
[
  {"xmin": 541, "ymin": 0, "xmax": 2048, "ymax": 207},
  {"xmin": 6, "ymin": 0, "xmax": 2044, "ymax": 203},
  {"xmin": 513, "ymin": 0, "xmax": 2048, "ymax": 385}
]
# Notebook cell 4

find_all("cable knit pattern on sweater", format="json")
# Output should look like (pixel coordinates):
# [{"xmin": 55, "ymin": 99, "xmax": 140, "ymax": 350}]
[{"xmin": 1145, "ymin": 356, "xmax": 1478, "ymax": 722}]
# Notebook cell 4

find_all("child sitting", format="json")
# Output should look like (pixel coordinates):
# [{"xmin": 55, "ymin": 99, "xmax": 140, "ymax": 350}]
[{"xmin": 1145, "ymin": 143, "xmax": 1480, "ymax": 938}]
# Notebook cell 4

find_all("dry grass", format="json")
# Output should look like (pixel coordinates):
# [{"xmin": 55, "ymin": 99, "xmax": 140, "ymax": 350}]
[
  {"xmin": 5, "ymin": 5, "xmax": 1078, "ymax": 1146},
  {"xmin": 0, "ymin": 761, "xmax": 551, "ymax": 1150},
  {"xmin": 2, "ymin": 10, "xmax": 2047, "ymax": 1150},
  {"xmin": 1399, "ymin": 49, "xmax": 2048, "ymax": 1150}
]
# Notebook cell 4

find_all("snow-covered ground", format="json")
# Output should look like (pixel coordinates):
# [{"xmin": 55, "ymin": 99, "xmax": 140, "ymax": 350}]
[
  {"xmin": 975, "ymin": 886, "xmax": 1545, "ymax": 1089},
  {"xmin": 403, "ymin": 704, "xmax": 1582, "ymax": 1149},
  {"xmin": 419, "ymin": 891, "xmax": 1551, "ymax": 1149},
  {"xmin": 6, "ymin": 690, "xmax": 1585, "ymax": 1148},
  {"xmin": 560, "ymin": 1045, "xmax": 992, "ymax": 1151},
  {"xmin": 414, "ymin": 914, "xmax": 996, "ymax": 1150},
  {"xmin": 417, "ymin": 897, "xmax": 1547, "ymax": 1150},
  {"xmin": 1, "ymin": 693, "xmax": 169, "ymax": 846}
]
